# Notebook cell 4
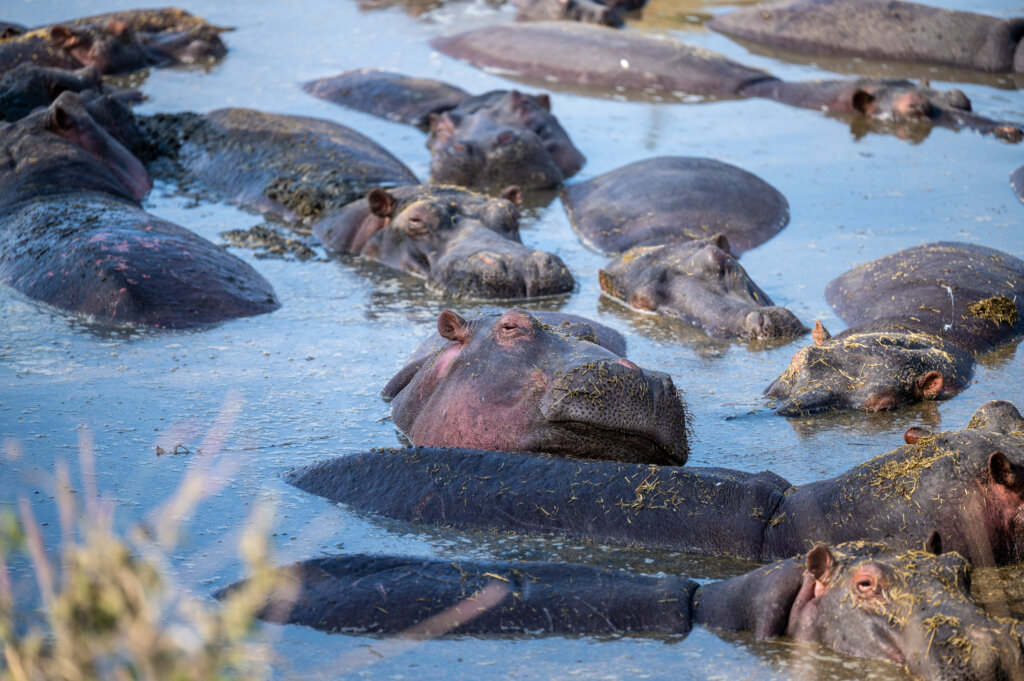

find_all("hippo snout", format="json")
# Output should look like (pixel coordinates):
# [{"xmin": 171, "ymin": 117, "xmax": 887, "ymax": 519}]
[
  {"xmin": 540, "ymin": 359, "xmax": 690, "ymax": 465},
  {"xmin": 742, "ymin": 306, "xmax": 807, "ymax": 340},
  {"xmin": 428, "ymin": 238, "xmax": 574, "ymax": 300}
]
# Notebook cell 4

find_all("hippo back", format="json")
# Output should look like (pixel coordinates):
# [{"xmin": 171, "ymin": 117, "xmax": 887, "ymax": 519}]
[{"xmin": 825, "ymin": 242, "xmax": 1024, "ymax": 352}]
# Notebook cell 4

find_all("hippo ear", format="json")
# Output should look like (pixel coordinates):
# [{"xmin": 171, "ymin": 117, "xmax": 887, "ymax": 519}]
[
  {"xmin": 708, "ymin": 233, "xmax": 732, "ymax": 256},
  {"xmin": 989, "ymin": 451, "xmax": 1018, "ymax": 488},
  {"xmin": 915, "ymin": 371, "xmax": 945, "ymax": 399},
  {"xmin": 367, "ymin": 188, "xmax": 395, "ymax": 219},
  {"xmin": 812, "ymin": 321, "xmax": 831, "ymax": 347},
  {"xmin": 851, "ymin": 89, "xmax": 877, "ymax": 116},
  {"xmin": 535, "ymin": 93, "xmax": 551, "ymax": 111},
  {"xmin": 105, "ymin": 19, "xmax": 132, "ymax": 39},
  {"xmin": 49, "ymin": 25, "xmax": 83, "ymax": 49},
  {"xmin": 437, "ymin": 310, "xmax": 470, "ymax": 344},
  {"xmin": 903, "ymin": 425, "xmax": 933, "ymax": 445},
  {"xmin": 44, "ymin": 101, "xmax": 74, "ymax": 134},
  {"xmin": 499, "ymin": 185, "xmax": 522, "ymax": 208},
  {"xmin": 924, "ymin": 530, "xmax": 943, "ymax": 556},
  {"xmin": 429, "ymin": 112, "xmax": 459, "ymax": 143},
  {"xmin": 806, "ymin": 544, "xmax": 835, "ymax": 584}
]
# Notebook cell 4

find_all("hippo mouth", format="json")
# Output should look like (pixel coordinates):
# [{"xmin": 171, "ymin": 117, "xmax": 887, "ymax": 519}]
[{"xmin": 541, "ymin": 420, "xmax": 684, "ymax": 466}]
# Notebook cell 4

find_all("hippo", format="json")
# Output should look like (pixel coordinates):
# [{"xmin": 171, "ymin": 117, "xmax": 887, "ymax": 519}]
[
  {"xmin": 303, "ymin": 70, "xmax": 586, "ymax": 190},
  {"xmin": 562, "ymin": 157, "xmax": 789, "ymax": 256},
  {"xmin": 223, "ymin": 542, "xmax": 1024, "ymax": 680},
  {"xmin": 766, "ymin": 242, "xmax": 1024, "ymax": 415},
  {"xmin": 598, "ymin": 236, "xmax": 806, "ymax": 340},
  {"xmin": 313, "ymin": 185, "xmax": 574, "ymax": 299},
  {"xmin": 289, "ymin": 400, "xmax": 1024, "ymax": 567},
  {"xmin": 0, "ymin": 63, "xmax": 102, "ymax": 121},
  {"xmin": 0, "ymin": 91, "xmax": 278, "ymax": 328},
  {"xmin": 380, "ymin": 308, "xmax": 690, "ymax": 464},
  {"xmin": 514, "ymin": 0, "xmax": 627, "ymax": 28},
  {"xmin": 708, "ymin": 0, "xmax": 1024, "ymax": 74},
  {"xmin": 0, "ymin": 8, "xmax": 228, "ymax": 76},
  {"xmin": 0, "ymin": 23, "xmax": 26, "ymax": 40},
  {"xmin": 1013, "ymin": 165, "xmax": 1024, "ymax": 203},
  {"xmin": 431, "ymin": 22, "xmax": 1023, "ymax": 142},
  {"xmin": 141, "ymin": 108, "xmax": 418, "ymax": 226}
]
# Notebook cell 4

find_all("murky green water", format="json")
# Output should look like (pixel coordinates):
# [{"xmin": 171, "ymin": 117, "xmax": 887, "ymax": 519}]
[{"xmin": 2, "ymin": 0, "xmax": 1023, "ymax": 678}]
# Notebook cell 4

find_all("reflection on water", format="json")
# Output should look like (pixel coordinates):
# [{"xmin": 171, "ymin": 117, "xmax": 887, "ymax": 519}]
[{"xmin": 2, "ymin": 0, "xmax": 1023, "ymax": 678}]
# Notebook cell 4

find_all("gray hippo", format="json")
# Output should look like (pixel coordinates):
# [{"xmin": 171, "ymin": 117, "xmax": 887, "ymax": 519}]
[
  {"xmin": 562, "ymin": 156, "xmax": 789, "ymax": 256},
  {"xmin": 223, "ymin": 543, "xmax": 1024, "ymax": 681},
  {"xmin": 0, "ymin": 8, "xmax": 227, "ymax": 76},
  {"xmin": 304, "ymin": 70, "xmax": 585, "ymax": 190},
  {"xmin": 766, "ymin": 242, "xmax": 1024, "ymax": 415},
  {"xmin": 289, "ymin": 400, "xmax": 1024, "ymax": 567},
  {"xmin": 598, "ymin": 236, "xmax": 806, "ymax": 340},
  {"xmin": 1013, "ymin": 166, "xmax": 1024, "ymax": 203},
  {"xmin": 142, "ymin": 108, "xmax": 418, "ymax": 225},
  {"xmin": 313, "ymin": 184, "xmax": 575, "ymax": 299},
  {"xmin": 380, "ymin": 308, "xmax": 691, "ymax": 464},
  {"xmin": 0, "ymin": 92, "xmax": 278, "ymax": 328},
  {"xmin": 431, "ymin": 22, "xmax": 1022, "ymax": 141},
  {"xmin": 708, "ymin": 0, "xmax": 1024, "ymax": 74}
]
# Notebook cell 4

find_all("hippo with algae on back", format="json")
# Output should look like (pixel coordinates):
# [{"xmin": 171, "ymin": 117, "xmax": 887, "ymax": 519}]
[
  {"xmin": 303, "ymin": 69, "xmax": 585, "ymax": 190},
  {"xmin": 0, "ymin": 92, "xmax": 278, "ymax": 328},
  {"xmin": 313, "ymin": 184, "xmax": 575, "ymax": 300},
  {"xmin": 597, "ymin": 236, "xmax": 806, "ymax": 340},
  {"xmin": 289, "ymin": 400, "xmax": 1024, "ymax": 567},
  {"xmin": 380, "ymin": 308, "xmax": 691, "ymax": 464},
  {"xmin": 708, "ymin": 0, "xmax": 1024, "ymax": 74},
  {"xmin": 222, "ymin": 541, "xmax": 1024, "ymax": 681},
  {"xmin": 431, "ymin": 22, "xmax": 1023, "ymax": 141},
  {"xmin": 766, "ymin": 242, "xmax": 1024, "ymax": 415}
]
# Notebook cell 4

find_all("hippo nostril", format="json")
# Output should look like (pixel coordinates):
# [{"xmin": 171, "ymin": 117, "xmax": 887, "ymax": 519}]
[
  {"xmin": 495, "ymin": 130, "xmax": 517, "ymax": 147},
  {"xmin": 745, "ymin": 311, "xmax": 766, "ymax": 335}
]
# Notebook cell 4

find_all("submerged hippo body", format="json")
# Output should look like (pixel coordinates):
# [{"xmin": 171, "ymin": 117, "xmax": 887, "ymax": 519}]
[
  {"xmin": 228, "ymin": 543, "xmax": 1024, "ymax": 680},
  {"xmin": 381, "ymin": 308, "xmax": 690, "ymax": 464},
  {"xmin": 313, "ymin": 185, "xmax": 574, "ymax": 299},
  {"xmin": 709, "ymin": 0, "xmax": 1024, "ymax": 74},
  {"xmin": 289, "ymin": 400, "xmax": 1024, "ymax": 567},
  {"xmin": 305, "ymin": 70, "xmax": 585, "ymax": 190},
  {"xmin": 0, "ymin": 8, "xmax": 227, "ymax": 76},
  {"xmin": 562, "ymin": 157, "xmax": 789, "ymax": 256},
  {"xmin": 1013, "ymin": 165, "xmax": 1024, "ymax": 203},
  {"xmin": 0, "ymin": 93, "xmax": 278, "ymax": 328},
  {"xmin": 432, "ymin": 22, "xmax": 1022, "ymax": 141},
  {"xmin": 146, "ymin": 108, "xmax": 418, "ymax": 225},
  {"xmin": 598, "ymin": 236, "xmax": 806, "ymax": 340},
  {"xmin": 767, "ymin": 242, "xmax": 1024, "ymax": 415}
]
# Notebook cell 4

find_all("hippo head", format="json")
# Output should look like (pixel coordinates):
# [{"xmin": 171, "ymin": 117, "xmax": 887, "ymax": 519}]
[
  {"xmin": 598, "ymin": 236, "xmax": 806, "ymax": 340},
  {"xmin": 765, "ymin": 322, "xmax": 972, "ymax": 415},
  {"xmin": 138, "ymin": 24, "xmax": 228, "ymax": 64},
  {"xmin": 785, "ymin": 541, "xmax": 1024, "ymax": 681},
  {"xmin": 427, "ymin": 90, "xmax": 586, "ymax": 190},
  {"xmin": 39, "ymin": 91, "xmax": 152, "ymax": 201},
  {"xmin": 383, "ymin": 309, "xmax": 690, "ymax": 464},
  {"xmin": 48, "ymin": 22, "xmax": 152, "ymax": 75},
  {"xmin": 839, "ymin": 79, "xmax": 1022, "ymax": 142},
  {"xmin": 326, "ymin": 184, "xmax": 574, "ymax": 299}
]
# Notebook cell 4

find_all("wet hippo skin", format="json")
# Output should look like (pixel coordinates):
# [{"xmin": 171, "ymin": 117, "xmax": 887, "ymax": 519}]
[
  {"xmin": 381, "ymin": 308, "xmax": 690, "ymax": 464},
  {"xmin": 289, "ymin": 401, "xmax": 1024, "ymax": 567},
  {"xmin": 224, "ymin": 542, "xmax": 1024, "ymax": 681},
  {"xmin": 0, "ymin": 91, "xmax": 279, "ymax": 328},
  {"xmin": 431, "ymin": 22, "xmax": 1023, "ymax": 141},
  {"xmin": 709, "ymin": 0, "xmax": 1024, "ymax": 74},
  {"xmin": 766, "ymin": 242, "xmax": 1024, "ymax": 415}
]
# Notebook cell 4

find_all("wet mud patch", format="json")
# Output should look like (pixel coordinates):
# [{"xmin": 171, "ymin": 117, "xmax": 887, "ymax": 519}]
[{"xmin": 219, "ymin": 223, "xmax": 320, "ymax": 260}]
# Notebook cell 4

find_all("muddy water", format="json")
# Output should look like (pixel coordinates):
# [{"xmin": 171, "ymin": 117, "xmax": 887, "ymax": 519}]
[{"xmin": 2, "ymin": 0, "xmax": 1023, "ymax": 678}]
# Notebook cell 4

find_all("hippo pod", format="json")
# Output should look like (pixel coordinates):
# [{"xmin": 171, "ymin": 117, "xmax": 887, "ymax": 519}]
[
  {"xmin": 562, "ymin": 156, "xmax": 790, "ymax": 256},
  {"xmin": 313, "ymin": 184, "xmax": 574, "ymax": 300},
  {"xmin": 431, "ymin": 22, "xmax": 1022, "ymax": 141},
  {"xmin": 0, "ymin": 92, "xmax": 278, "ymax": 328},
  {"xmin": 766, "ymin": 242, "xmax": 1024, "ymax": 415},
  {"xmin": 598, "ymin": 236, "xmax": 806, "ymax": 340},
  {"xmin": 0, "ymin": 7, "xmax": 228, "ymax": 76},
  {"xmin": 708, "ymin": 0, "xmax": 1024, "ymax": 74},
  {"xmin": 142, "ymin": 107, "xmax": 418, "ymax": 225},
  {"xmin": 303, "ymin": 69, "xmax": 586, "ymax": 190},
  {"xmin": 223, "ymin": 542, "xmax": 1024, "ymax": 680},
  {"xmin": 381, "ymin": 308, "xmax": 691, "ymax": 464},
  {"xmin": 288, "ymin": 400, "xmax": 1024, "ymax": 567}
]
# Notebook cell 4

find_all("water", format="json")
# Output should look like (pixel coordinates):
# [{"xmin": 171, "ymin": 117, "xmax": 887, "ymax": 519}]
[{"xmin": 2, "ymin": 0, "xmax": 1023, "ymax": 679}]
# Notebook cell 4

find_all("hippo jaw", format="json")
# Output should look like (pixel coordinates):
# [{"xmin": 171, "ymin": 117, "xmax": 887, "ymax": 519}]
[
  {"xmin": 765, "ymin": 328, "xmax": 971, "ymax": 415},
  {"xmin": 538, "ymin": 360, "xmax": 690, "ymax": 465},
  {"xmin": 786, "ymin": 543, "xmax": 1024, "ymax": 681}
]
